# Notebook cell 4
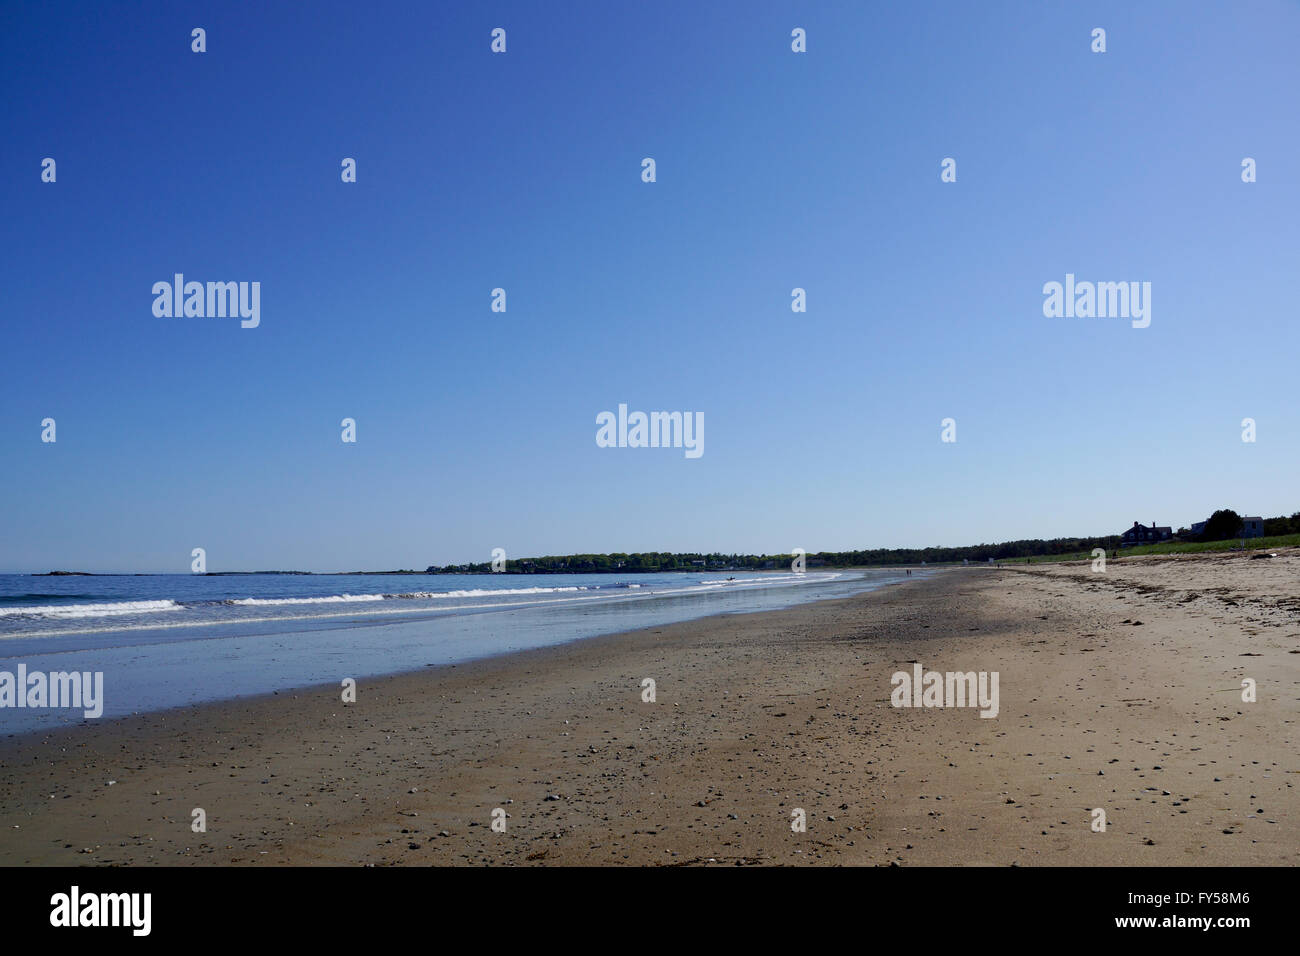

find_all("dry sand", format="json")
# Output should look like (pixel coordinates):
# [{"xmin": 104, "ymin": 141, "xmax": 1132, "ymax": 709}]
[{"xmin": 1, "ymin": 552, "xmax": 1295, "ymax": 866}]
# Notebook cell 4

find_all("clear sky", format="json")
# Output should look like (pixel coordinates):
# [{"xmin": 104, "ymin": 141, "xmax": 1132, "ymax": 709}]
[{"xmin": 2, "ymin": 1, "xmax": 1297, "ymax": 573}]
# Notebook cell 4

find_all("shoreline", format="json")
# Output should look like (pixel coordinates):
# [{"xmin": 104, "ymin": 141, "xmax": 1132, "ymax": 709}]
[
  {"xmin": 0, "ymin": 573, "xmax": 916, "ymax": 745},
  {"xmin": 18, "ymin": 565, "xmax": 938, "ymax": 576},
  {"xmin": 0, "ymin": 570, "xmax": 899, "ymax": 731},
  {"xmin": 0, "ymin": 557, "xmax": 1293, "ymax": 866}
]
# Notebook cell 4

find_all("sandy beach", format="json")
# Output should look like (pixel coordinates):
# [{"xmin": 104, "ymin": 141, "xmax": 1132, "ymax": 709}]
[{"xmin": 1, "ymin": 553, "xmax": 1295, "ymax": 866}]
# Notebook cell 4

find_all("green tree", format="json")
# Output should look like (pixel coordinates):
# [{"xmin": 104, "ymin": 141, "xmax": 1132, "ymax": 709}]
[{"xmin": 1201, "ymin": 509, "xmax": 1244, "ymax": 542}]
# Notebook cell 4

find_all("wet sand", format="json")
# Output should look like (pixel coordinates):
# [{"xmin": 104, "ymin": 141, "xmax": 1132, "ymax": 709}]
[{"xmin": 1, "ymin": 554, "xmax": 1295, "ymax": 866}]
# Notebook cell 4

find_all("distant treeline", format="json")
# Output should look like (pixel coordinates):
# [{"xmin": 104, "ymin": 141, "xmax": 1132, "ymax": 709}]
[
  {"xmin": 803, "ymin": 535, "xmax": 1126, "ymax": 566},
  {"xmin": 425, "ymin": 510, "xmax": 1300, "ymax": 574},
  {"xmin": 426, "ymin": 536, "xmax": 1125, "ymax": 574}
]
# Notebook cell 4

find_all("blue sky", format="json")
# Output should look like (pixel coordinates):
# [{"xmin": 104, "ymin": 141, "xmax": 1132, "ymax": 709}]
[{"xmin": 2, "ymin": 1, "xmax": 1298, "ymax": 572}]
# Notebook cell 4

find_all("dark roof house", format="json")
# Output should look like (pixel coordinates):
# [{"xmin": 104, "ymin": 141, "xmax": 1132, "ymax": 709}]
[{"xmin": 1120, "ymin": 521, "xmax": 1172, "ymax": 547}]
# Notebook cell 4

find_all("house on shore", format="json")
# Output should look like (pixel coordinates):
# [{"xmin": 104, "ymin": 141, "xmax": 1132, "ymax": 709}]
[
  {"xmin": 1189, "ymin": 515, "xmax": 1264, "ymax": 540},
  {"xmin": 1120, "ymin": 521, "xmax": 1172, "ymax": 547}
]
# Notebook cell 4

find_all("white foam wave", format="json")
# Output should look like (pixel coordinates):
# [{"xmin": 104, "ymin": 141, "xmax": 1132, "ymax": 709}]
[
  {"xmin": 226, "ymin": 585, "xmax": 589, "ymax": 607},
  {"xmin": 228, "ymin": 594, "xmax": 387, "ymax": 606},
  {"xmin": 409, "ymin": 586, "xmax": 586, "ymax": 599},
  {"xmin": 0, "ymin": 599, "xmax": 182, "ymax": 620}
]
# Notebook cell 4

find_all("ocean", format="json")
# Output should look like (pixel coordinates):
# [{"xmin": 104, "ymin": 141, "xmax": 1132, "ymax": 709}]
[{"xmin": 0, "ymin": 569, "xmax": 913, "ymax": 733}]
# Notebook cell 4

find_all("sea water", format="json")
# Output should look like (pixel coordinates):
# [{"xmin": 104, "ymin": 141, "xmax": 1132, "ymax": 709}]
[{"xmin": 0, "ymin": 570, "xmax": 913, "ymax": 733}]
